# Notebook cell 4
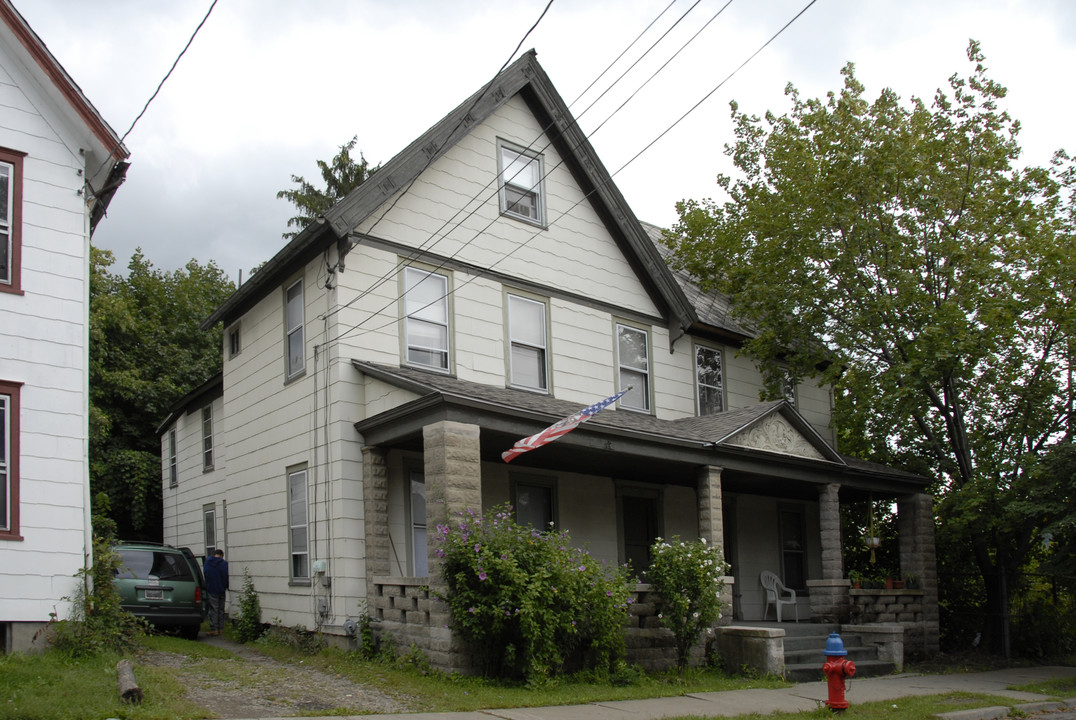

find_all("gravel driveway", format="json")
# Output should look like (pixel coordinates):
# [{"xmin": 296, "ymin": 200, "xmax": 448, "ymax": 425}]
[{"xmin": 137, "ymin": 634, "xmax": 410, "ymax": 718}]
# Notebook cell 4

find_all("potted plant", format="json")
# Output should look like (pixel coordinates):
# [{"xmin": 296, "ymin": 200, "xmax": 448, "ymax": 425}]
[
  {"xmin": 848, "ymin": 570, "xmax": 862, "ymax": 589},
  {"xmin": 904, "ymin": 574, "xmax": 919, "ymax": 590}
]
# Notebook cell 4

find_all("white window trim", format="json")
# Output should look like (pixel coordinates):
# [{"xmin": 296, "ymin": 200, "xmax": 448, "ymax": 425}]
[
  {"xmin": 694, "ymin": 343, "xmax": 725, "ymax": 416},
  {"xmin": 168, "ymin": 428, "xmax": 178, "ymax": 488},
  {"xmin": 287, "ymin": 467, "xmax": 310, "ymax": 583},
  {"xmin": 497, "ymin": 140, "xmax": 545, "ymax": 226},
  {"xmin": 0, "ymin": 160, "xmax": 12, "ymax": 286},
  {"xmin": 203, "ymin": 505, "xmax": 216, "ymax": 557},
  {"xmin": 510, "ymin": 473, "xmax": 558, "ymax": 530},
  {"xmin": 506, "ymin": 292, "xmax": 550, "ymax": 392},
  {"xmin": 615, "ymin": 322, "xmax": 652, "ymax": 413},
  {"xmin": 285, "ymin": 278, "xmax": 305, "ymax": 380},
  {"xmin": 228, "ymin": 324, "xmax": 241, "ymax": 359},
  {"xmin": 402, "ymin": 266, "xmax": 451, "ymax": 373},
  {"xmin": 201, "ymin": 405, "xmax": 214, "ymax": 471},
  {"xmin": 408, "ymin": 469, "xmax": 427, "ymax": 577},
  {"xmin": 0, "ymin": 392, "xmax": 9, "ymax": 532}
]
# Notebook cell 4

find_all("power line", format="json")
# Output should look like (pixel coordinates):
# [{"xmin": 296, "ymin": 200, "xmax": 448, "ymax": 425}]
[
  {"xmin": 317, "ymin": 0, "xmax": 706, "ymax": 327},
  {"xmin": 89, "ymin": 0, "xmax": 218, "ymax": 185},
  {"xmin": 322, "ymin": 0, "xmax": 819, "ymax": 349}
]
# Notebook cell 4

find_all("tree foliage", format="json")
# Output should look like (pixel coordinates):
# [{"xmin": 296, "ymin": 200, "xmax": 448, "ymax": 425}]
[
  {"xmin": 89, "ymin": 247, "xmax": 235, "ymax": 539},
  {"xmin": 276, "ymin": 136, "xmax": 378, "ymax": 239},
  {"xmin": 664, "ymin": 42, "xmax": 1075, "ymax": 653}
]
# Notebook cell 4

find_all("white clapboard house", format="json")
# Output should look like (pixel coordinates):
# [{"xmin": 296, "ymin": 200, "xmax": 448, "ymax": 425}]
[
  {"xmin": 0, "ymin": 0, "xmax": 129, "ymax": 653},
  {"xmin": 160, "ymin": 51, "xmax": 938, "ymax": 669}
]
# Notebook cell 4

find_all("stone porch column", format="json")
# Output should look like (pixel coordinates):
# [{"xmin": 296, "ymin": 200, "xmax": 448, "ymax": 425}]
[
  {"xmin": 422, "ymin": 420, "xmax": 482, "ymax": 672},
  {"xmin": 819, "ymin": 483, "xmax": 843, "ymax": 580},
  {"xmin": 898, "ymin": 492, "xmax": 940, "ymax": 656},
  {"xmin": 361, "ymin": 446, "xmax": 390, "ymax": 587},
  {"xmin": 697, "ymin": 465, "xmax": 733, "ymax": 624},
  {"xmin": 422, "ymin": 421, "xmax": 482, "ymax": 587},
  {"xmin": 807, "ymin": 482, "xmax": 850, "ymax": 622}
]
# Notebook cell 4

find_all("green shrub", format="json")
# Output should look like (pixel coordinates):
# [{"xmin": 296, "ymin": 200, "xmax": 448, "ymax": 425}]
[
  {"xmin": 647, "ymin": 536, "xmax": 728, "ymax": 672},
  {"xmin": 49, "ymin": 493, "xmax": 146, "ymax": 656},
  {"xmin": 233, "ymin": 569, "xmax": 264, "ymax": 643},
  {"xmin": 435, "ymin": 505, "xmax": 633, "ymax": 682}
]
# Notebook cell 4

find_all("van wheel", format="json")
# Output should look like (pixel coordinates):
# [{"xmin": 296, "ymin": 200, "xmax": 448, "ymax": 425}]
[{"xmin": 180, "ymin": 624, "xmax": 200, "ymax": 640}]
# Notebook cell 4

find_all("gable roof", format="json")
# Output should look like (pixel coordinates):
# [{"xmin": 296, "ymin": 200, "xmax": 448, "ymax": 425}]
[
  {"xmin": 203, "ymin": 50, "xmax": 697, "ymax": 332},
  {"xmin": 0, "ymin": 0, "xmax": 130, "ymax": 232}
]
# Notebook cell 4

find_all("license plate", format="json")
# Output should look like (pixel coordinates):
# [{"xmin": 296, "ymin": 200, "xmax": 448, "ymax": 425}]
[{"xmin": 145, "ymin": 578, "xmax": 163, "ymax": 601}]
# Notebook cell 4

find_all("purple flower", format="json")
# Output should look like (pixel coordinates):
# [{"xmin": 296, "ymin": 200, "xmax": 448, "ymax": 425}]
[
  {"xmin": 468, "ymin": 606, "xmax": 476, "ymax": 613},
  {"xmin": 606, "ymin": 591, "xmax": 613, "ymax": 597},
  {"xmin": 479, "ymin": 571, "xmax": 488, "ymax": 581}
]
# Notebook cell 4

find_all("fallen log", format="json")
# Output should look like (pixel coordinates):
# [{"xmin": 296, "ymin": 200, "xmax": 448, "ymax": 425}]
[{"xmin": 116, "ymin": 659, "xmax": 143, "ymax": 704}]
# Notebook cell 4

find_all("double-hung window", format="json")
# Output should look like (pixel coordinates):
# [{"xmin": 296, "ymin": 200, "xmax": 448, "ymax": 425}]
[
  {"xmin": 167, "ymin": 428, "xmax": 178, "ymax": 488},
  {"xmin": 228, "ymin": 325, "xmax": 241, "ymax": 359},
  {"xmin": 403, "ymin": 267, "xmax": 450, "ymax": 371},
  {"xmin": 616, "ymin": 323, "xmax": 650, "ymax": 412},
  {"xmin": 512, "ymin": 475, "xmax": 557, "ymax": 530},
  {"xmin": 201, "ymin": 406, "xmax": 214, "ymax": 470},
  {"xmin": 0, "ymin": 148, "xmax": 23, "ymax": 294},
  {"xmin": 285, "ymin": 279, "xmax": 305, "ymax": 379},
  {"xmin": 499, "ymin": 143, "xmax": 544, "ymax": 225},
  {"xmin": 695, "ymin": 345, "xmax": 724, "ymax": 415},
  {"xmin": 0, "ymin": 381, "xmax": 20, "ymax": 539},
  {"xmin": 410, "ymin": 470, "xmax": 427, "ymax": 576},
  {"xmin": 288, "ymin": 467, "xmax": 309, "ymax": 581},
  {"xmin": 203, "ymin": 505, "xmax": 216, "ymax": 557},
  {"xmin": 508, "ymin": 294, "xmax": 548, "ymax": 391}
]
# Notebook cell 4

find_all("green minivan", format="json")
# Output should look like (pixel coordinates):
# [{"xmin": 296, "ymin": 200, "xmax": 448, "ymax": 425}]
[{"xmin": 113, "ymin": 541, "xmax": 208, "ymax": 639}]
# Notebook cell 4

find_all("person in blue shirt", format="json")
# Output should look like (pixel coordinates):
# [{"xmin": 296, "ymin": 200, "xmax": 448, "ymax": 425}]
[{"xmin": 203, "ymin": 549, "xmax": 229, "ymax": 636}]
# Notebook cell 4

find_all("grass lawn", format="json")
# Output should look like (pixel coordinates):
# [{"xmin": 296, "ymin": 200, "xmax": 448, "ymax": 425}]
[
  {"xmin": 2, "ymin": 633, "xmax": 1072, "ymax": 720},
  {"xmin": 665, "ymin": 691, "xmax": 1055, "ymax": 720}
]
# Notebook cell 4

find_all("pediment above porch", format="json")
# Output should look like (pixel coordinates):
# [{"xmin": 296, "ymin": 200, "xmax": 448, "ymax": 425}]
[{"xmin": 723, "ymin": 412, "xmax": 826, "ymax": 460}]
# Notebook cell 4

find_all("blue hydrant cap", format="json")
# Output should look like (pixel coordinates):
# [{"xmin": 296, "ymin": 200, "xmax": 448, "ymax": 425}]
[{"xmin": 825, "ymin": 632, "xmax": 847, "ymax": 656}]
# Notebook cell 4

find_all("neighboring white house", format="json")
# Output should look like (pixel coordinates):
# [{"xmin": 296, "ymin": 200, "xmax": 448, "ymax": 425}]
[
  {"xmin": 0, "ymin": 0, "xmax": 129, "ymax": 653},
  {"xmin": 161, "ymin": 51, "xmax": 938, "ymax": 667}
]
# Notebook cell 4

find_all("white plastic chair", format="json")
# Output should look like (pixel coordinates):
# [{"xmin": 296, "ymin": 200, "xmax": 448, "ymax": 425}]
[{"xmin": 760, "ymin": 570, "xmax": 798, "ymax": 622}]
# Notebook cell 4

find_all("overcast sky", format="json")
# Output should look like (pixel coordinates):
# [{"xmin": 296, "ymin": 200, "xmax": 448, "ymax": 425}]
[{"xmin": 18, "ymin": 0, "xmax": 1076, "ymax": 281}]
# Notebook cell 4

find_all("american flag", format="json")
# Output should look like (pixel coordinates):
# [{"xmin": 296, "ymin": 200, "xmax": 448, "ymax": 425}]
[{"xmin": 501, "ymin": 387, "xmax": 630, "ymax": 463}]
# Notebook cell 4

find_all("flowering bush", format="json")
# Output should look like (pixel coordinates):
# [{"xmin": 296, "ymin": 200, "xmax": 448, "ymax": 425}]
[
  {"xmin": 434, "ymin": 505, "xmax": 633, "ymax": 682},
  {"xmin": 647, "ymin": 536, "xmax": 729, "ymax": 672}
]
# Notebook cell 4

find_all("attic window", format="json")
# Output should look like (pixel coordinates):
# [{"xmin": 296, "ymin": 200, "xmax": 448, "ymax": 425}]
[{"xmin": 499, "ymin": 143, "xmax": 544, "ymax": 225}]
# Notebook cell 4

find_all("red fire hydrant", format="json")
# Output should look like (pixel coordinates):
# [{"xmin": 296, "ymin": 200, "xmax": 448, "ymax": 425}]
[{"xmin": 822, "ymin": 632, "xmax": 856, "ymax": 712}]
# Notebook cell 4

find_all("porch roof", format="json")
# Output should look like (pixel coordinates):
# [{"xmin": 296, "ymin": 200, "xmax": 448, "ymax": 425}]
[{"xmin": 351, "ymin": 361, "xmax": 930, "ymax": 500}]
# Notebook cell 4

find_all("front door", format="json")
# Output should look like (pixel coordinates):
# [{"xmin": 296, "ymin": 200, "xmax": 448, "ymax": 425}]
[{"xmin": 621, "ymin": 494, "xmax": 658, "ymax": 579}]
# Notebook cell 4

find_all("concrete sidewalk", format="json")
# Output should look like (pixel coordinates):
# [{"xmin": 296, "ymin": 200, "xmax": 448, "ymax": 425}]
[{"xmin": 256, "ymin": 666, "xmax": 1076, "ymax": 720}]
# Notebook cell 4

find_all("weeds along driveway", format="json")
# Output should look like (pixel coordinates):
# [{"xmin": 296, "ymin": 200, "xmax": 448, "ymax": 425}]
[{"xmin": 137, "ymin": 633, "xmax": 410, "ymax": 718}]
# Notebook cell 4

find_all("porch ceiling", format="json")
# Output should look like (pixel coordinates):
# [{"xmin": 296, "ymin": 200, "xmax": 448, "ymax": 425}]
[{"xmin": 351, "ymin": 361, "xmax": 930, "ymax": 497}]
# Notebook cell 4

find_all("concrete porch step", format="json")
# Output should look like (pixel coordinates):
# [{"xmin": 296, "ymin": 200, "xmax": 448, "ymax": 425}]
[
  {"xmin": 785, "ymin": 643, "xmax": 878, "ymax": 666},
  {"xmin": 784, "ymin": 632, "xmax": 863, "ymax": 652},
  {"xmin": 785, "ymin": 659, "xmax": 896, "ymax": 683}
]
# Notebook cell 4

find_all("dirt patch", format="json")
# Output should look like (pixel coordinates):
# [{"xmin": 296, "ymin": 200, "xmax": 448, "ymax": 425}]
[{"xmin": 136, "ymin": 635, "xmax": 411, "ymax": 718}]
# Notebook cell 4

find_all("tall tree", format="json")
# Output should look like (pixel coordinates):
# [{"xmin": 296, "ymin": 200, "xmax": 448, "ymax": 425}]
[
  {"xmin": 664, "ymin": 42, "xmax": 1075, "ymax": 653},
  {"xmin": 276, "ymin": 136, "xmax": 378, "ymax": 239},
  {"xmin": 90, "ymin": 247, "xmax": 235, "ymax": 539}
]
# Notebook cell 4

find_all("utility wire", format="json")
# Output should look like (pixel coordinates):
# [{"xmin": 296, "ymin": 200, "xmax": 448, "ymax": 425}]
[
  {"xmin": 88, "ymin": 0, "xmax": 218, "ymax": 186},
  {"xmin": 323, "ymin": 0, "xmax": 819, "ymax": 349},
  {"xmin": 357, "ymin": 0, "xmax": 555, "ymax": 243},
  {"xmin": 317, "ymin": 0, "xmax": 704, "ymax": 326},
  {"xmin": 318, "ymin": 0, "xmax": 728, "ymax": 344}
]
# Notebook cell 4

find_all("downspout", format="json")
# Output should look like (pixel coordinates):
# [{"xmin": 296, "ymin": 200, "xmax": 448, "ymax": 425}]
[{"xmin": 81, "ymin": 180, "xmax": 94, "ymax": 607}]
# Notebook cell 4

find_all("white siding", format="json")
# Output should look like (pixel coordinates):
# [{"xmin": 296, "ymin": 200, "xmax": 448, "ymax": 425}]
[
  {"xmin": 162, "ymin": 79, "xmax": 840, "ymax": 634},
  {"xmin": 0, "ymin": 33, "xmax": 101, "ymax": 626}
]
